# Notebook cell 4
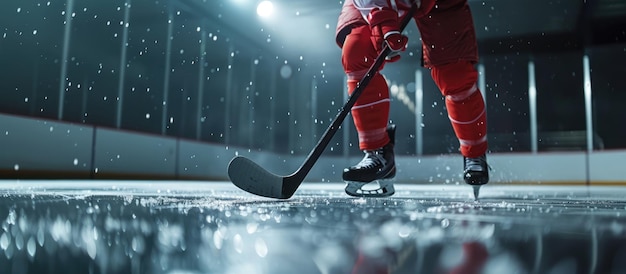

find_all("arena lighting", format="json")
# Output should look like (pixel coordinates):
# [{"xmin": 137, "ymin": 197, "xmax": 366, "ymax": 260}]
[{"xmin": 256, "ymin": 1, "xmax": 274, "ymax": 18}]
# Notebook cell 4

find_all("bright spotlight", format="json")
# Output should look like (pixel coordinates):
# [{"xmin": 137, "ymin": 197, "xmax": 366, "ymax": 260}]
[{"xmin": 257, "ymin": 1, "xmax": 274, "ymax": 18}]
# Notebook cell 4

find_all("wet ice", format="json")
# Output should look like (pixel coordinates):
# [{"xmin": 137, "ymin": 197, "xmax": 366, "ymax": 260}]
[{"xmin": 1, "ymin": 182, "xmax": 626, "ymax": 273}]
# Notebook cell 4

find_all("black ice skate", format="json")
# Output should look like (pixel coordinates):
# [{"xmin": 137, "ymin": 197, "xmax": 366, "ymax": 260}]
[
  {"xmin": 344, "ymin": 125, "xmax": 396, "ymax": 197},
  {"xmin": 464, "ymin": 154, "xmax": 489, "ymax": 200}
]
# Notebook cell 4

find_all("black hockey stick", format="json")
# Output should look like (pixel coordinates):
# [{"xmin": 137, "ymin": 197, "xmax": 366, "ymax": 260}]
[{"xmin": 228, "ymin": 3, "xmax": 417, "ymax": 199}]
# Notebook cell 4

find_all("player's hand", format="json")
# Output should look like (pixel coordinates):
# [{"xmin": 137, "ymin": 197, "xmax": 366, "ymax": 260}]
[
  {"xmin": 382, "ymin": 31, "xmax": 408, "ymax": 62},
  {"xmin": 368, "ymin": 7, "xmax": 408, "ymax": 62}
]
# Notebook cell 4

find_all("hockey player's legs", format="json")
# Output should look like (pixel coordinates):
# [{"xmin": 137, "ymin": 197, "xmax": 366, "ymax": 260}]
[
  {"xmin": 417, "ymin": 0, "xmax": 488, "ymax": 192},
  {"xmin": 417, "ymin": 0, "xmax": 486, "ymax": 157},
  {"xmin": 341, "ymin": 25, "xmax": 395, "ymax": 195},
  {"xmin": 418, "ymin": 0, "xmax": 487, "ymax": 158},
  {"xmin": 431, "ymin": 62, "xmax": 489, "ymax": 193},
  {"xmin": 431, "ymin": 61, "xmax": 487, "ymax": 158}
]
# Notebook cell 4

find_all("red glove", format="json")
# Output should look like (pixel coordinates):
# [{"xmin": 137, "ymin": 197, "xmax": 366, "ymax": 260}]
[{"xmin": 368, "ymin": 7, "xmax": 408, "ymax": 62}]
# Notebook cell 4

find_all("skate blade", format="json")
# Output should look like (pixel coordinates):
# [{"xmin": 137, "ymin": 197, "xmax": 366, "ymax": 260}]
[
  {"xmin": 472, "ymin": 185, "xmax": 481, "ymax": 201},
  {"xmin": 345, "ymin": 180, "xmax": 395, "ymax": 198}
]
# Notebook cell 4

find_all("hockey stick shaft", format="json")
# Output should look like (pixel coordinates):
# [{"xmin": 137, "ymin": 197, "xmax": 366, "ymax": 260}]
[{"xmin": 281, "ymin": 4, "xmax": 418, "ymax": 196}]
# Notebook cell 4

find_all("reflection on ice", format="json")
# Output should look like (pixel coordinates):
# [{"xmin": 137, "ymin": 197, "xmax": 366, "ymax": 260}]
[{"xmin": 0, "ymin": 182, "xmax": 626, "ymax": 273}]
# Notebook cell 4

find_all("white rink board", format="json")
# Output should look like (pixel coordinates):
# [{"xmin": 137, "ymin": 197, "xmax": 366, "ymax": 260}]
[
  {"xmin": 589, "ymin": 150, "xmax": 626, "ymax": 183},
  {"xmin": 93, "ymin": 128, "xmax": 177, "ymax": 176},
  {"xmin": 0, "ymin": 114, "xmax": 93, "ymax": 174},
  {"xmin": 0, "ymin": 113, "xmax": 624, "ymax": 184}
]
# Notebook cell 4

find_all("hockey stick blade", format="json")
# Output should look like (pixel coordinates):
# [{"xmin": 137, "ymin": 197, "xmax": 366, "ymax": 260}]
[{"xmin": 228, "ymin": 156, "xmax": 302, "ymax": 199}]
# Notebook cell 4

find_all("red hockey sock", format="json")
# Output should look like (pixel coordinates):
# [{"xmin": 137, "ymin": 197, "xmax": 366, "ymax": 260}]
[
  {"xmin": 431, "ymin": 61, "xmax": 487, "ymax": 158},
  {"xmin": 348, "ymin": 73, "xmax": 390, "ymax": 150},
  {"xmin": 341, "ymin": 25, "xmax": 390, "ymax": 151}
]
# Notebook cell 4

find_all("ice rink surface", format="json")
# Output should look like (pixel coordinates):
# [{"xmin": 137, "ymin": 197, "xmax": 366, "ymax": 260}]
[{"xmin": 1, "ymin": 180, "xmax": 625, "ymax": 274}]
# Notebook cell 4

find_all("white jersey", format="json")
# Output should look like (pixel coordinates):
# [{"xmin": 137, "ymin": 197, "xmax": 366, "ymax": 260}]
[{"xmin": 352, "ymin": 0, "xmax": 419, "ymax": 22}]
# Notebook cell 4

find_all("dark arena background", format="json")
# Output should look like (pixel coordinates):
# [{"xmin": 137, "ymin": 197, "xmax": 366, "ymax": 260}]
[{"xmin": 1, "ymin": 0, "xmax": 626, "ymax": 273}]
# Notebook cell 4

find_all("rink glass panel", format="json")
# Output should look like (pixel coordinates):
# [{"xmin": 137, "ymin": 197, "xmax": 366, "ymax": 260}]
[
  {"xmin": 165, "ymin": 8, "xmax": 202, "ymax": 139},
  {"xmin": 534, "ymin": 51, "xmax": 587, "ymax": 151},
  {"xmin": 120, "ymin": 1, "xmax": 169, "ymax": 135},
  {"xmin": 589, "ymin": 44, "xmax": 626, "ymax": 149},
  {"xmin": 482, "ymin": 54, "xmax": 531, "ymax": 153},
  {"xmin": 65, "ymin": 0, "xmax": 126, "ymax": 129},
  {"xmin": 0, "ymin": 0, "xmax": 66, "ymax": 120}
]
